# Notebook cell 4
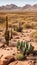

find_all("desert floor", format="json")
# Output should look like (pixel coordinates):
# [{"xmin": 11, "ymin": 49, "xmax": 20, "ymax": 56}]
[{"xmin": 0, "ymin": 12, "xmax": 37, "ymax": 65}]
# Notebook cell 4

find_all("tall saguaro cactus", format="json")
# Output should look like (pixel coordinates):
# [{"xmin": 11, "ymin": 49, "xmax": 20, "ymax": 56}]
[
  {"xmin": 5, "ymin": 16, "xmax": 10, "ymax": 45},
  {"xmin": 6, "ymin": 16, "xmax": 8, "ymax": 30}
]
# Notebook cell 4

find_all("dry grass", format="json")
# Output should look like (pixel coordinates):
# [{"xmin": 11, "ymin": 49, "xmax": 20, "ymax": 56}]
[
  {"xmin": 30, "ymin": 31, "xmax": 37, "ymax": 42},
  {"xmin": 0, "ymin": 12, "xmax": 37, "ymax": 29}
]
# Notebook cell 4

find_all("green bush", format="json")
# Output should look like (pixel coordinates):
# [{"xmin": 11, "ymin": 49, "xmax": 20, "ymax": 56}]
[{"xmin": 31, "ymin": 32, "xmax": 37, "ymax": 42}]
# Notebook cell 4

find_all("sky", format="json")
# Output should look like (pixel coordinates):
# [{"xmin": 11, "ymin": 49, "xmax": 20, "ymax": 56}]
[{"xmin": 0, "ymin": 0, "xmax": 37, "ymax": 7}]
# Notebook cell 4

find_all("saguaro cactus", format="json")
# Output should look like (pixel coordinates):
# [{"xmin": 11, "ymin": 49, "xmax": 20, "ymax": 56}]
[
  {"xmin": 5, "ymin": 16, "xmax": 8, "ymax": 30},
  {"xmin": 5, "ymin": 16, "xmax": 10, "ymax": 45}
]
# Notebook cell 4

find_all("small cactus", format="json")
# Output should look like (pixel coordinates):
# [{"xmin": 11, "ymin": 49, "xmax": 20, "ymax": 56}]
[
  {"xmin": 16, "ymin": 53, "xmax": 24, "ymax": 60},
  {"xmin": 17, "ymin": 22, "xmax": 22, "ymax": 32}
]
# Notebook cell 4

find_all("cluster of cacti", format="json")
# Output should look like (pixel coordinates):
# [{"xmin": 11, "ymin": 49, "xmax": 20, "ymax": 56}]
[
  {"xmin": 16, "ymin": 22, "xmax": 22, "ymax": 32},
  {"xmin": 17, "ymin": 41, "xmax": 34, "ymax": 55},
  {"xmin": 5, "ymin": 16, "xmax": 10, "ymax": 45}
]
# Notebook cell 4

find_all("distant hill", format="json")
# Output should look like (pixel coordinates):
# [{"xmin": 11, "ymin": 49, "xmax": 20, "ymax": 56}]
[
  {"xmin": 0, "ymin": 4, "xmax": 37, "ymax": 12},
  {"xmin": 22, "ymin": 4, "xmax": 32, "ymax": 9}
]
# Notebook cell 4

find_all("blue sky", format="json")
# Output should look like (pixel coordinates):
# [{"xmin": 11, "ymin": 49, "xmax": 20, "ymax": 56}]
[{"xmin": 0, "ymin": 0, "xmax": 37, "ymax": 7}]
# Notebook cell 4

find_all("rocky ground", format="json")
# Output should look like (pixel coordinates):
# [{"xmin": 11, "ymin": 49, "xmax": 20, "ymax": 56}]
[{"xmin": 0, "ymin": 29, "xmax": 37, "ymax": 65}]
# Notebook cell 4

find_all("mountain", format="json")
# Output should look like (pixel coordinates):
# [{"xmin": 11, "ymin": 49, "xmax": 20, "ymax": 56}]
[
  {"xmin": 0, "ymin": 4, "xmax": 37, "ymax": 12},
  {"xmin": 21, "ymin": 4, "xmax": 37, "ymax": 12},
  {"xmin": 0, "ymin": 4, "xmax": 18, "ymax": 10},
  {"xmin": 22, "ymin": 4, "xmax": 32, "ymax": 9},
  {"xmin": 33, "ymin": 4, "xmax": 37, "ymax": 8}
]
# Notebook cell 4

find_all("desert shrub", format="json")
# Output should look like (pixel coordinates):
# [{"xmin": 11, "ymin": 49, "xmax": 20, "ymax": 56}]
[
  {"xmin": 0, "ymin": 17, "xmax": 5, "ymax": 23},
  {"xmin": 31, "ymin": 32, "xmax": 37, "ymax": 42},
  {"xmin": 24, "ymin": 22, "xmax": 37, "ymax": 29},
  {"xmin": 16, "ymin": 53, "xmax": 24, "ymax": 60},
  {"xmin": 24, "ymin": 23, "xmax": 33, "ymax": 29},
  {"xmin": 17, "ymin": 41, "xmax": 34, "ymax": 55},
  {"xmin": 12, "ymin": 30, "xmax": 18, "ymax": 35}
]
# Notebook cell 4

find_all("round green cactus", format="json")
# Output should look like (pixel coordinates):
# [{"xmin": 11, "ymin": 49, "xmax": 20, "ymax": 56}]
[{"xmin": 16, "ymin": 53, "xmax": 24, "ymax": 60}]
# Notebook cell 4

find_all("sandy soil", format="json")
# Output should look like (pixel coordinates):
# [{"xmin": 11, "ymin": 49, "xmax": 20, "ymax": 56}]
[{"xmin": 0, "ymin": 29, "xmax": 37, "ymax": 65}]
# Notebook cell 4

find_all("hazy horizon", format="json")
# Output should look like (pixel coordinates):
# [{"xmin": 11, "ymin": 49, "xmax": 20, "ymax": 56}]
[{"xmin": 0, "ymin": 0, "xmax": 37, "ymax": 7}]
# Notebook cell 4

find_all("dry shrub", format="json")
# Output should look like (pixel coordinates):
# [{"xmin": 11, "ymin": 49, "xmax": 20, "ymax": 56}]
[
  {"xmin": 0, "ymin": 17, "xmax": 5, "ymax": 23},
  {"xmin": 30, "ymin": 31, "xmax": 37, "ymax": 42},
  {"xmin": 12, "ymin": 30, "xmax": 18, "ymax": 35},
  {"xmin": 24, "ymin": 22, "xmax": 37, "ymax": 29},
  {"xmin": 24, "ymin": 23, "xmax": 33, "ymax": 29}
]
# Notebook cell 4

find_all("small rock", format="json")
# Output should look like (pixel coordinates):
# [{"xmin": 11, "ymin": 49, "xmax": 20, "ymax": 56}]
[{"xmin": 0, "ymin": 42, "xmax": 4, "ymax": 48}]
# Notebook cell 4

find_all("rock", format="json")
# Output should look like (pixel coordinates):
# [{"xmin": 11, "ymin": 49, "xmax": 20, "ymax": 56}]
[
  {"xmin": 0, "ymin": 42, "xmax": 4, "ymax": 48},
  {"xmin": 9, "ymin": 41, "xmax": 17, "ymax": 47},
  {"xmin": 9, "ymin": 61, "xmax": 18, "ymax": 65},
  {"xmin": 0, "ymin": 59, "xmax": 9, "ymax": 65},
  {"xmin": 0, "ymin": 55, "xmax": 15, "ymax": 65}
]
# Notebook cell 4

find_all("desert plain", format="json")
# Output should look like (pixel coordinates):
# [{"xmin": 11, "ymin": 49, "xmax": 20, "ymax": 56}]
[{"xmin": 0, "ymin": 11, "xmax": 37, "ymax": 65}]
